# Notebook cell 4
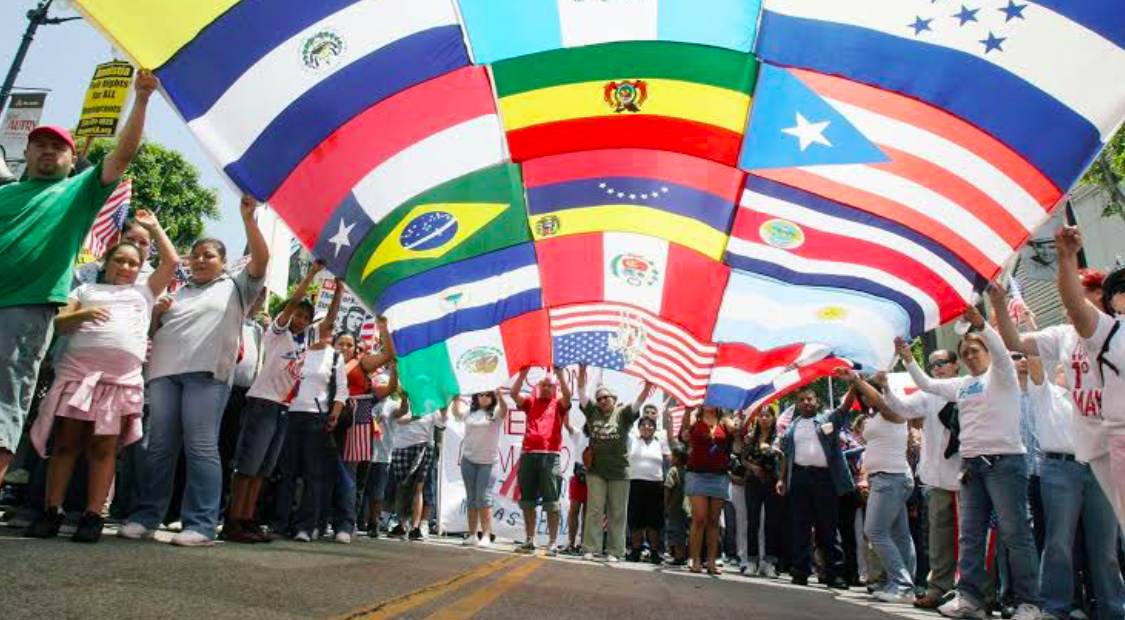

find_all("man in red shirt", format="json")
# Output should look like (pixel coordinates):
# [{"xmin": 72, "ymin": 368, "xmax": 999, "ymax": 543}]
[{"xmin": 511, "ymin": 366, "xmax": 571, "ymax": 555}]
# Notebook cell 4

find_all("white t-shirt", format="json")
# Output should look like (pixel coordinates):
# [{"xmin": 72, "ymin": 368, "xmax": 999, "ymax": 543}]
[
  {"xmin": 372, "ymin": 397, "xmax": 397, "ymax": 464},
  {"xmin": 246, "ymin": 316, "xmax": 303, "ymax": 404},
  {"xmin": 628, "ymin": 434, "xmax": 668, "ymax": 481},
  {"xmin": 862, "ymin": 414, "xmax": 910, "ymax": 475},
  {"xmin": 394, "ymin": 413, "xmax": 444, "ymax": 449},
  {"xmin": 884, "ymin": 382, "xmax": 960, "ymax": 491},
  {"xmin": 793, "ymin": 417, "xmax": 829, "ymax": 467},
  {"xmin": 288, "ymin": 347, "xmax": 348, "ymax": 414},
  {"xmin": 232, "ymin": 320, "xmax": 263, "ymax": 389},
  {"xmin": 67, "ymin": 283, "xmax": 155, "ymax": 361},
  {"xmin": 1029, "ymin": 324, "xmax": 1106, "ymax": 460},
  {"xmin": 907, "ymin": 324, "xmax": 1025, "ymax": 458},
  {"xmin": 1084, "ymin": 313, "xmax": 1125, "ymax": 435},
  {"xmin": 1027, "ymin": 378, "xmax": 1076, "ymax": 455},
  {"xmin": 461, "ymin": 406, "xmax": 503, "ymax": 465}
]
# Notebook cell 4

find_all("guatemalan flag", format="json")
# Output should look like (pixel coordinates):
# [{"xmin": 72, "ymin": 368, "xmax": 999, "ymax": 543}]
[{"xmin": 746, "ymin": 1, "xmax": 1125, "ymax": 288}]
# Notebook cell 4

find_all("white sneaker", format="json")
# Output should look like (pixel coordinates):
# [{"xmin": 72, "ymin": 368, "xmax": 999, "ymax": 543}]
[
  {"xmin": 759, "ymin": 561, "xmax": 778, "ymax": 579},
  {"xmin": 939, "ymin": 593, "xmax": 988, "ymax": 620},
  {"xmin": 740, "ymin": 560, "xmax": 757, "ymax": 575},
  {"xmin": 117, "ymin": 522, "xmax": 155, "ymax": 540},
  {"xmin": 583, "ymin": 552, "xmax": 595, "ymax": 561},
  {"xmin": 294, "ymin": 531, "xmax": 312, "ymax": 542},
  {"xmin": 1013, "ymin": 604, "xmax": 1043, "ymax": 620},
  {"xmin": 171, "ymin": 530, "xmax": 215, "ymax": 547},
  {"xmin": 874, "ymin": 588, "xmax": 916, "ymax": 604},
  {"xmin": 606, "ymin": 555, "xmax": 620, "ymax": 563},
  {"xmin": 335, "ymin": 531, "xmax": 353, "ymax": 544},
  {"xmin": 477, "ymin": 537, "xmax": 490, "ymax": 549}
]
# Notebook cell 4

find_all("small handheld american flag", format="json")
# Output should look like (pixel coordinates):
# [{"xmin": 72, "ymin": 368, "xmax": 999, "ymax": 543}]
[
  {"xmin": 1005, "ymin": 274, "xmax": 1034, "ymax": 328},
  {"xmin": 85, "ymin": 178, "xmax": 132, "ymax": 259}
]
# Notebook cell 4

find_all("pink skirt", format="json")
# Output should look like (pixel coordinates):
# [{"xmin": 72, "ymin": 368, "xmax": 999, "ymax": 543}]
[{"xmin": 31, "ymin": 347, "xmax": 144, "ymax": 456}]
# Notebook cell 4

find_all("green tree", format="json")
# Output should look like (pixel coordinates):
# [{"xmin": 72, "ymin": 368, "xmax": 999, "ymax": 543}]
[
  {"xmin": 1082, "ymin": 126, "xmax": 1125, "ymax": 218},
  {"xmin": 85, "ymin": 138, "xmax": 220, "ymax": 248}
]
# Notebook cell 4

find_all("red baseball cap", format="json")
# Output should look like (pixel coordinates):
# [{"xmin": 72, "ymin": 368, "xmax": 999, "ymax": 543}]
[{"xmin": 27, "ymin": 125, "xmax": 76, "ymax": 153}]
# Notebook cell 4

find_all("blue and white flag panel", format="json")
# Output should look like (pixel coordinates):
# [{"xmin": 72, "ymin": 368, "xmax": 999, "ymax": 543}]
[
  {"xmin": 457, "ymin": 0, "xmax": 760, "ymax": 64},
  {"xmin": 755, "ymin": 0, "xmax": 1125, "ymax": 191},
  {"xmin": 712, "ymin": 269, "xmax": 910, "ymax": 370}
]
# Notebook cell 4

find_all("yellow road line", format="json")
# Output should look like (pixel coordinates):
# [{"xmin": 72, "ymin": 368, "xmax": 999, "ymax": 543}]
[
  {"xmin": 418, "ymin": 558, "xmax": 543, "ymax": 620},
  {"xmin": 330, "ymin": 555, "xmax": 523, "ymax": 620}
]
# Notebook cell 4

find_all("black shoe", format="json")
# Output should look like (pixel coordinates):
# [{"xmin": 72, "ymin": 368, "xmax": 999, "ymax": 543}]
[
  {"xmin": 24, "ymin": 508, "xmax": 65, "ymax": 539},
  {"xmin": 627, "ymin": 550, "xmax": 642, "ymax": 562},
  {"xmin": 368, "ymin": 527, "xmax": 380, "ymax": 539},
  {"xmin": 1000, "ymin": 604, "xmax": 1016, "ymax": 619},
  {"xmin": 71, "ymin": 511, "xmax": 105, "ymax": 543},
  {"xmin": 408, "ymin": 527, "xmax": 423, "ymax": 541},
  {"xmin": 828, "ymin": 578, "xmax": 851, "ymax": 590},
  {"xmin": 389, "ymin": 524, "xmax": 407, "ymax": 538},
  {"xmin": 650, "ymin": 553, "xmax": 663, "ymax": 566},
  {"xmin": 791, "ymin": 575, "xmax": 809, "ymax": 586}
]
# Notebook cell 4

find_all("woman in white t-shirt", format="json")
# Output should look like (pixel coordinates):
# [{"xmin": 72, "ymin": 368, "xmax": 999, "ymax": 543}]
[
  {"xmin": 897, "ymin": 303, "xmax": 1041, "ymax": 620},
  {"xmin": 1053, "ymin": 224, "xmax": 1125, "ymax": 530},
  {"xmin": 627, "ymin": 415, "xmax": 669, "ymax": 563},
  {"xmin": 25, "ymin": 210, "xmax": 179, "ymax": 542},
  {"xmin": 450, "ymin": 389, "xmax": 509, "ymax": 547}
]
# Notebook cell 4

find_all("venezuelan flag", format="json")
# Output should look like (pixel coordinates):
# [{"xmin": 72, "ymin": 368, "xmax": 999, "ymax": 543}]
[
  {"xmin": 492, "ymin": 42, "xmax": 758, "ymax": 166},
  {"xmin": 522, "ymin": 149, "xmax": 743, "ymax": 261}
]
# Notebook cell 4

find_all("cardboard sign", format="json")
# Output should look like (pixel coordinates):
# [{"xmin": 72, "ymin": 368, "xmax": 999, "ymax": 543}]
[{"xmin": 75, "ymin": 61, "xmax": 135, "ymax": 138}]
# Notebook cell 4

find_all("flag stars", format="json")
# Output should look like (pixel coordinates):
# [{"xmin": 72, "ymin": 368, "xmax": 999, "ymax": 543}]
[
  {"xmin": 999, "ymin": 0, "xmax": 1027, "ymax": 22},
  {"xmin": 782, "ymin": 112, "xmax": 832, "ymax": 151},
  {"xmin": 908, "ymin": 16, "xmax": 933, "ymax": 35},
  {"xmin": 952, "ymin": 5, "xmax": 978, "ymax": 26},
  {"xmin": 629, "ymin": 194, "xmax": 637, "ymax": 200},
  {"xmin": 661, "ymin": 187, "xmax": 669, "ymax": 193},
  {"xmin": 979, "ymin": 31, "xmax": 1006, "ymax": 53},
  {"xmin": 327, "ymin": 218, "xmax": 355, "ymax": 257}
]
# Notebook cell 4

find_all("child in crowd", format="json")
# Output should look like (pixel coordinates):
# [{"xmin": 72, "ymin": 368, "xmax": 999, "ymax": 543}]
[{"xmin": 664, "ymin": 445, "xmax": 689, "ymax": 566}]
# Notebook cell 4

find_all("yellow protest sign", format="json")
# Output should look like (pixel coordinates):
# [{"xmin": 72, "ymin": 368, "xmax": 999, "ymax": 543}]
[{"xmin": 75, "ymin": 61, "xmax": 135, "ymax": 138}]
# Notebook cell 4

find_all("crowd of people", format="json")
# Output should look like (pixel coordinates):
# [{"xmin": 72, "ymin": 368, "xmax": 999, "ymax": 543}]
[{"xmin": 2, "ymin": 73, "xmax": 1125, "ymax": 620}]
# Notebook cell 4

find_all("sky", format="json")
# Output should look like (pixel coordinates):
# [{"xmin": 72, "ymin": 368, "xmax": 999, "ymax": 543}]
[{"xmin": 1, "ymin": 0, "xmax": 247, "ymax": 251}]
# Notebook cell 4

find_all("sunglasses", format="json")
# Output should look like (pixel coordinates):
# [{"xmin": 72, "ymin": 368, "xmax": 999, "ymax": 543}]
[
  {"xmin": 596, "ymin": 394, "xmax": 614, "ymax": 401},
  {"xmin": 928, "ymin": 359, "xmax": 953, "ymax": 369},
  {"xmin": 1011, "ymin": 354, "xmax": 1026, "ymax": 361}
]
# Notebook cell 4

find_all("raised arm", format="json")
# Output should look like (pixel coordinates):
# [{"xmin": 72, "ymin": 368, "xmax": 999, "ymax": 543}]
[
  {"xmin": 278, "ymin": 262, "xmax": 321, "ymax": 327},
  {"xmin": 632, "ymin": 380, "xmax": 655, "ymax": 412},
  {"xmin": 896, "ymin": 337, "xmax": 961, "ymax": 401},
  {"xmin": 372, "ymin": 361, "xmax": 398, "ymax": 400},
  {"xmin": 137, "ymin": 210, "xmax": 180, "ymax": 297},
  {"xmin": 987, "ymin": 281, "xmax": 1041, "ymax": 356},
  {"xmin": 511, "ymin": 367, "xmax": 530, "ymax": 410},
  {"xmin": 977, "ymin": 319, "xmax": 1018, "ymax": 387},
  {"xmin": 555, "ymin": 367, "xmax": 571, "ymax": 404},
  {"xmin": 100, "ymin": 71, "xmax": 157, "ymax": 186},
  {"xmin": 318, "ymin": 278, "xmax": 344, "ymax": 342},
  {"xmin": 449, "ymin": 396, "xmax": 465, "ymax": 421},
  {"xmin": 360, "ymin": 317, "xmax": 395, "ymax": 374},
  {"xmin": 577, "ymin": 364, "xmax": 589, "ymax": 407},
  {"xmin": 836, "ymin": 367, "xmax": 903, "ymax": 423},
  {"xmin": 1055, "ymin": 225, "xmax": 1101, "ymax": 338},
  {"xmin": 392, "ymin": 396, "xmax": 411, "ymax": 422},
  {"xmin": 240, "ymin": 195, "xmax": 270, "ymax": 279},
  {"xmin": 495, "ymin": 387, "xmax": 510, "ymax": 421}
]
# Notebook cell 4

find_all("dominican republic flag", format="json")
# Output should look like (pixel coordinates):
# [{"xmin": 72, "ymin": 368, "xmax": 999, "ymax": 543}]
[
  {"xmin": 705, "ymin": 342, "xmax": 851, "ymax": 412},
  {"xmin": 86, "ymin": 178, "xmax": 131, "ymax": 259},
  {"xmin": 549, "ymin": 302, "xmax": 716, "ymax": 407},
  {"xmin": 749, "ymin": 2, "xmax": 1125, "ymax": 282}
]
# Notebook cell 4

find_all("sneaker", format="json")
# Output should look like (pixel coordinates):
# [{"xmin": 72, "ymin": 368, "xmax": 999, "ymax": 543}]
[
  {"xmin": 389, "ymin": 524, "xmax": 407, "ymax": 538},
  {"xmin": 248, "ymin": 522, "xmax": 277, "ymax": 543},
  {"xmin": 368, "ymin": 527, "xmax": 381, "ymax": 540},
  {"xmin": 606, "ymin": 555, "xmax": 620, "ymax": 563},
  {"xmin": 583, "ymin": 552, "xmax": 595, "ymax": 561},
  {"xmin": 1012, "ymin": 605, "xmax": 1043, "ymax": 620},
  {"xmin": 408, "ymin": 527, "xmax": 423, "ymax": 541},
  {"xmin": 462, "ymin": 534, "xmax": 478, "ymax": 546},
  {"xmin": 24, "ymin": 508, "xmax": 65, "ymax": 539},
  {"xmin": 71, "ymin": 511, "xmax": 106, "ymax": 543},
  {"xmin": 759, "ymin": 561, "xmax": 778, "ymax": 579},
  {"xmin": 546, "ymin": 546, "xmax": 559, "ymax": 557},
  {"xmin": 516, "ymin": 541, "xmax": 535, "ymax": 554},
  {"xmin": 294, "ymin": 531, "xmax": 312, "ymax": 542},
  {"xmin": 118, "ymin": 521, "xmax": 155, "ymax": 540},
  {"xmin": 171, "ymin": 530, "xmax": 216, "ymax": 547},
  {"xmin": 939, "ymin": 593, "xmax": 989, "ymax": 620},
  {"xmin": 740, "ymin": 560, "xmax": 755, "ymax": 575},
  {"xmin": 874, "ymin": 588, "xmax": 916, "ymax": 604},
  {"xmin": 336, "ymin": 531, "xmax": 353, "ymax": 544},
  {"xmin": 477, "ymin": 537, "xmax": 490, "ymax": 549}
]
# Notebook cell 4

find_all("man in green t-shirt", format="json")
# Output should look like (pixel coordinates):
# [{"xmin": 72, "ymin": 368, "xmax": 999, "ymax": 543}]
[
  {"xmin": 576, "ymin": 364, "xmax": 653, "ymax": 561},
  {"xmin": 0, "ymin": 70, "xmax": 160, "ymax": 484}
]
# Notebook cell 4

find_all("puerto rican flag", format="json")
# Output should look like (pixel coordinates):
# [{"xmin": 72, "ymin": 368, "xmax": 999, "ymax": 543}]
[{"xmin": 705, "ymin": 342, "xmax": 851, "ymax": 412}]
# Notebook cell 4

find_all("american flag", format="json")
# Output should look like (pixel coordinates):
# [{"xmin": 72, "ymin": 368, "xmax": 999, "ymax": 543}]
[
  {"xmin": 166, "ymin": 261, "xmax": 191, "ymax": 293},
  {"xmin": 85, "ymin": 178, "xmax": 131, "ymax": 258},
  {"xmin": 343, "ymin": 397, "xmax": 376, "ymax": 462},
  {"xmin": 1005, "ymin": 275, "xmax": 1034, "ymax": 328},
  {"xmin": 550, "ymin": 302, "xmax": 717, "ymax": 406}
]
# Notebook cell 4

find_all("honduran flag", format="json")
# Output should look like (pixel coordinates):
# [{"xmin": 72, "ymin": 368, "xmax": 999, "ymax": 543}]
[
  {"xmin": 457, "ymin": 0, "xmax": 759, "ymax": 64},
  {"xmin": 535, "ymin": 232, "xmax": 730, "ymax": 343},
  {"xmin": 492, "ymin": 41, "xmax": 758, "ymax": 166},
  {"xmin": 705, "ymin": 342, "xmax": 851, "ymax": 412},
  {"xmin": 522, "ymin": 149, "xmax": 743, "ymax": 262},
  {"xmin": 398, "ymin": 310, "xmax": 551, "ymax": 416}
]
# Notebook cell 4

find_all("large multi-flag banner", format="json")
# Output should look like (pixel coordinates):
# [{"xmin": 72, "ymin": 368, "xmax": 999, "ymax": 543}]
[{"xmin": 72, "ymin": 0, "xmax": 1125, "ymax": 413}]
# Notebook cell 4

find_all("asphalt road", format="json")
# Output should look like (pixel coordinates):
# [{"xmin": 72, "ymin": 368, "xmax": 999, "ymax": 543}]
[{"xmin": 0, "ymin": 526, "xmax": 935, "ymax": 620}]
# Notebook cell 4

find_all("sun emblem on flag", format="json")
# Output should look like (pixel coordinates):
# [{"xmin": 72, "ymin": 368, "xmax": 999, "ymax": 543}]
[
  {"xmin": 610, "ymin": 253, "xmax": 660, "ymax": 287},
  {"xmin": 534, "ymin": 215, "xmax": 561, "ymax": 237},
  {"xmin": 816, "ymin": 306, "xmax": 848, "ymax": 321},
  {"xmin": 604, "ymin": 80, "xmax": 648, "ymax": 113},
  {"xmin": 457, "ymin": 346, "xmax": 502, "ymax": 375},
  {"xmin": 608, "ymin": 311, "xmax": 648, "ymax": 366},
  {"xmin": 759, "ymin": 219, "xmax": 805, "ymax": 250},
  {"xmin": 301, "ymin": 30, "xmax": 346, "ymax": 72}
]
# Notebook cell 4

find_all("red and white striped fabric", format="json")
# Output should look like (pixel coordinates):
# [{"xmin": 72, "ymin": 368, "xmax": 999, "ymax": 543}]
[
  {"xmin": 550, "ymin": 302, "xmax": 717, "ymax": 406},
  {"xmin": 1006, "ymin": 275, "xmax": 1035, "ymax": 328},
  {"xmin": 85, "ymin": 178, "xmax": 132, "ymax": 258},
  {"xmin": 342, "ymin": 396, "xmax": 376, "ymax": 463}
]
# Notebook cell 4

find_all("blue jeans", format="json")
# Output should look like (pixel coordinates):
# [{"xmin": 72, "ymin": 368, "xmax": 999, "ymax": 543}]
[
  {"xmin": 320, "ymin": 458, "xmax": 357, "ymax": 535},
  {"xmin": 864, "ymin": 473, "xmax": 916, "ymax": 593},
  {"xmin": 131, "ymin": 373, "xmax": 231, "ymax": 538},
  {"xmin": 958, "ymin": 455, "xmax": 1040, "ymax": 608},
  {"xmin": 288, "ymin": 412, "xmax": 331, "ymax": 534},
  {"xmin": 460, "ymin": 459, "xmax": 495, "ymax": 510},
  {"xmin": 1039, "ymin": 458, "xmax": 1125, "ymax": 620}
]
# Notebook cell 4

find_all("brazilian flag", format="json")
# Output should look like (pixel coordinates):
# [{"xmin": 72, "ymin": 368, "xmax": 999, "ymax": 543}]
[{"xmin": 346, "ymin": 164, "xmax": 531, "ymax": 307}]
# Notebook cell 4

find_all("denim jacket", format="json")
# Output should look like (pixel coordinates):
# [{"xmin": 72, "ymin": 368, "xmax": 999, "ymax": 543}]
[{"xmin": 780, "ymin": 407, "xmax": 858, "ymax": 497}]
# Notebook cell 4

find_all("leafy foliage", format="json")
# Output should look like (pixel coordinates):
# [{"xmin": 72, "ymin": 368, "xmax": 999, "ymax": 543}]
[{"xmin": 1082, "ymin": 126, "xmax": 1125, "ymax": 217}]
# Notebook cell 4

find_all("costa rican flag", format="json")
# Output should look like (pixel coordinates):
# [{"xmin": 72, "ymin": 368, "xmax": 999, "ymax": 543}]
[{"xmin": 86, "ymin": 178, "xmax": 131, "ymax": 258}]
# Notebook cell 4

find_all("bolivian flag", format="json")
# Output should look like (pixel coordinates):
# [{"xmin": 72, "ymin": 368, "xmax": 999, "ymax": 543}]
[
  {"xmin": 492, "ymin": 41, "xmax": 758, "ymax": 166},
  {"xmin": 345, "ymin": 164, "xmax": 532, "ymax": 307}
]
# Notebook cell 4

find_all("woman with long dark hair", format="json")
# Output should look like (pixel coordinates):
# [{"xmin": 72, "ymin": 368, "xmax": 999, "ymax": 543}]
[
  {"xmin": 680, "ymin": 405, "xmax": 738, "ymax": 574},
  {"xmin": 451, "ymin": 388, "xmax": 509, "ymax": 546}
]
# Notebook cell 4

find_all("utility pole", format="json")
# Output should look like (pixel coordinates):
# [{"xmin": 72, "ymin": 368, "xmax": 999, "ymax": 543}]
[{"xmin": 0, "ymin": 0, "xmax": 82, "ymax": 117}]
